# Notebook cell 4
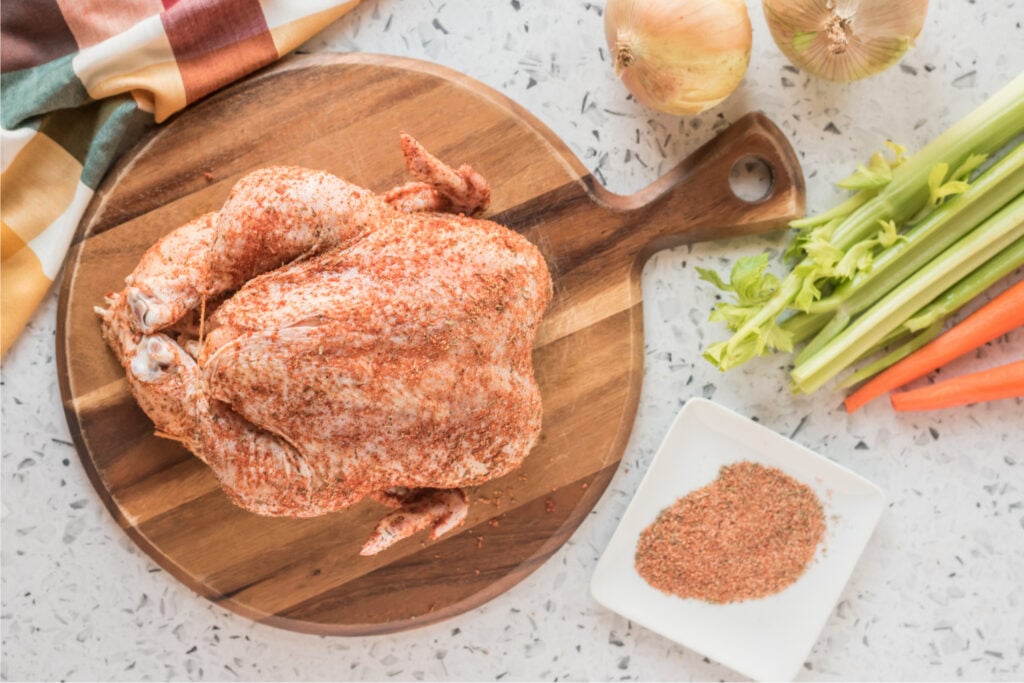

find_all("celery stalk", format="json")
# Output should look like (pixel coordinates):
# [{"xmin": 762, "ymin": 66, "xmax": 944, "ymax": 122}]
[
  {"xmin": 790, "ymin": 193, "xmax": 1024, "ymax": 393},
  {"xmin": 903, "ymin": 233, "xmax": 1024, "ymax": 332},
  {"xmin": 836, "ymin": 322, "xmax": 944, "ymax": 389},
  {"xmin": 789, "ymin": 190, "xmax": 874, "ymax": 230},
  {"xmin": 808, "ymin": 142, "xmax": 1024, "ymax": 316},
  {"xmin": 794, "ymin": 311, "xmax": 849, "ymax": 365},
  {"xmin": 704, "ymin": 72, "xmax": 1024, "ymax": 371},
  {"xmin": 827, "ymin": 73, "xmax": 1024, "ymax": 253},
  {"xmin": 790, "ymin": 142, "xmax": 1024, "ymax": 357},
  {"xmin": 780, "ymin": 140, "xmax": 1022, "ymax": 347},
  {"xmin": 837, "ymin": 234, "xmax": 1024, "ymax": 387},
  {"xmin": 780, "ymin": 310, "xmax": 830, "ymax": 345}
]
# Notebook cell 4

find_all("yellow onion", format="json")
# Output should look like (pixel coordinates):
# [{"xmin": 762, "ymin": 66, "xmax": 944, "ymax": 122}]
[
  {"xmin": 763, "ymin": 0, "xmax": 929, "ymax": 81},
  {"xmin": 605, "ymin": 0, "xmax": 752, "ymax": 116}
]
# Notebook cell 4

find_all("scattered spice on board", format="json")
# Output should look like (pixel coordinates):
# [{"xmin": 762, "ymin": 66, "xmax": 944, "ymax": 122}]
[{"xmin": 635, "ymin": 461, "xmax": 826, "ymax": 603}]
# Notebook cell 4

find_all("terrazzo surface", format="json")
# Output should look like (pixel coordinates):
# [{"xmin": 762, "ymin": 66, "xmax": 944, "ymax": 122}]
[{"xmin": 3, "ymin": 1, "xmax": 1023, "ymax": 680}]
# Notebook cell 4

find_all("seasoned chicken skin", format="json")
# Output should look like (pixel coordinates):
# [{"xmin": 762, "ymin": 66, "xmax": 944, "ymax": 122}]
[{"xmin": 99, "ymin": 136, "xmax": 552, "ymax": 555}]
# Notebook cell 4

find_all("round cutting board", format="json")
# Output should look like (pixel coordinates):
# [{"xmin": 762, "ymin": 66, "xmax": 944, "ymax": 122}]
[{"xmin": 57, "ymin": 53, "xmax": 804, "ymax": 634}]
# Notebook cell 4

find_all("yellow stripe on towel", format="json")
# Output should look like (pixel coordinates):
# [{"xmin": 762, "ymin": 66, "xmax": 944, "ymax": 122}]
[
  {"xmin": 0, "ymin": 133, "xmax": 83, "ymax": 248},
  {"xmin": 260, "ymin": 0, "xmax": 361, "ymax": 56},
  {"xmin": 1, "ymin": 233, "xmax": 52, "ymax": 355}
]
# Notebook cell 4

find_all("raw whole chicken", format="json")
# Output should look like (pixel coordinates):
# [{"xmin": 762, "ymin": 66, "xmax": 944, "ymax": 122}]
[{"xmin": 98, "ymin": 135, "xmax": 552, "ymax": 555}]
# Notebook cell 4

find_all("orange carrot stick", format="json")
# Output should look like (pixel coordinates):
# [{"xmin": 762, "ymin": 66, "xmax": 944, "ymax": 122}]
[
  {"xmin": 845, "ymin": 278, "xmax": 1024, "ymax": 412},
  {"xmin": 890, "ymin": 359, "xmax": 1024, "ymax": 411}
]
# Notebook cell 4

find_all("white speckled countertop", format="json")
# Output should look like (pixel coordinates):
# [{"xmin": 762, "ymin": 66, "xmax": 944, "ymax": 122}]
[{"xmin": 3, "ymin": 1, "xmax": 1023, "ymax": 680}]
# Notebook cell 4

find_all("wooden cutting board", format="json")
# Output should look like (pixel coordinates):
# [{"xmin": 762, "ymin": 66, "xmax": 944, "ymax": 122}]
[{"xmin": 57, "ymin": 53, "xmax": 804, "ymax": 635}]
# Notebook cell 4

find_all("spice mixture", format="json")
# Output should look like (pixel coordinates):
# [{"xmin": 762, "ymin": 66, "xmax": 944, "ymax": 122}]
[{"xmin": 635, "ymin": 461, "xmax": 826, "ymax": 603}]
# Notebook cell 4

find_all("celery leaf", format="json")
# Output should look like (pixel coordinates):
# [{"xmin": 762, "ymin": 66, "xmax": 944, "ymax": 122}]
[
  {"xmin": 885, "ymin": 141, "xmax": 909, "ymax": 167},
  {"xmin": 876, "ymin": 219, "xmax": 903, "ymax": 248},
  {"xmin": 704, "ymin": 324, "xmax": 789, "ymax": 371},
  {"xmin": 927, "ymin": 162, "xmax": 972, "ymax": 206},
  {"xmin": 952, "ymin": 153, "xmax": 988, "ymax": 181},
  {"xmin": 709, "ymin": 303, "xmax": 760, "ymax": 331},
  {"xmin": 838, "ymin": 152, "xmax": 893, "ymax": 190},
  {"xmin": 730, "ymin": 254, "xmax": 779, "ymax": 304},
  {"xmin": 695, "ymin": 267, "xmax": 730, "ymax": 292},
  {"xmin": 698, "ymin": 254, "xmax": 779, "ymax": 305},
  {"xmin": 931, "ymin": 180, "xmax": 971, "ymax": 205},
  {"xmin": 783, "ymin": 228, "xmax": 811, "ymax": 263},
  {"xmin": 762, "ymin": 320, "xmax": 795, "ymax": 354},
  {"xmin": 834, "ymin": 239, "xmax": 878, "ymax": 279},
  {"xmin": 792, "ymin": 262, "xmax": 826, "ymax": 311},
  {"xmin": 699, "ymin": 255, "xmax": 782, "ymax": 331},
  {"xmin": 802, "ymin": 226, "xmax": 843, "ymax": 272}
]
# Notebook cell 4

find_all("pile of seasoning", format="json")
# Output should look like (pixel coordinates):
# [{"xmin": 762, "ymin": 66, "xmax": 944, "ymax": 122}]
[{"xmin": 635, "ymin": 461, "xmax": 826, "ymax": 604}]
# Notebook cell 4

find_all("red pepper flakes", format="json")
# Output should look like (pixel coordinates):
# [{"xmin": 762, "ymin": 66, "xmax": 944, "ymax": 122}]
[
  {"xmin": 635, "ymin": 461, "xmax": 825, "ymax": 604},
  {"xmin": 203, "ymin": 171, "xmax": 214, "ymax": 182},
  {"xmin": 544, "ymin": 499, "xmax": 556, "ymax": 513}
]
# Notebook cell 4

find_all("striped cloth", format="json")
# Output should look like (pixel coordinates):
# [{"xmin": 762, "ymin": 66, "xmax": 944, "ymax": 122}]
[{"xmin": 1, "ymin": 0, "xmax": 360, "ymax": 355}]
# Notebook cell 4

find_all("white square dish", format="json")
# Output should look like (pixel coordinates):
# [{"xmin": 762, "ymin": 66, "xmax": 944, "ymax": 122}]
[{"xmin": 590, "ymin": 398, "xmax": 885, "ymax": 681}]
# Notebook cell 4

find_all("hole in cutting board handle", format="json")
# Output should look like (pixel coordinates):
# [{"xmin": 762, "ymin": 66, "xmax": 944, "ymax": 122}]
[{"xmin": 728, "ymin": 155, "xmax": 775, "ymax": 204}]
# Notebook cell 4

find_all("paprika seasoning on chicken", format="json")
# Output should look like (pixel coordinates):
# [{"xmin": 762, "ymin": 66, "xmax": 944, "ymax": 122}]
[{"xmin": 635, "ymin": 461, "xmax": 826, "ymax": 604}]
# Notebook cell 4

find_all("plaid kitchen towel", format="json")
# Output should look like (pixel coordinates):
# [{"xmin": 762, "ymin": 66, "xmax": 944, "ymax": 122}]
[{"xmin": 0, "ymin": 0, "xmax": 360, "ymax": 356}]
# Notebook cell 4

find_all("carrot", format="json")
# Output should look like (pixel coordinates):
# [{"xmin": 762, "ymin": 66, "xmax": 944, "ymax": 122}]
[
  {"xmin": 890, "ymin": 359, "xmax": 1024, "ymax": 411},
  {"xmin": 844, "ymin": 278, "xmax": 1024, "ymax": 412}
]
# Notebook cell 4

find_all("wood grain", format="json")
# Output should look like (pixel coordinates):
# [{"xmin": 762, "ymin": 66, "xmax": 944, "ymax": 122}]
[{"xmin": 56, "ymin": 53, "xmax": 805, "ymax": 635}]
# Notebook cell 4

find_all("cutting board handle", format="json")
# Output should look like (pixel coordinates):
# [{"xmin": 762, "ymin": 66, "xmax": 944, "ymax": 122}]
[{"xmin": 594, "ymin": 111, "xmax": 805, "ymax": 261}]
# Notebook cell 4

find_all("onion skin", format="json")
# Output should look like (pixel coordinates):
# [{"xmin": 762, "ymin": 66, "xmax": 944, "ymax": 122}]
[
  {"xmin": 605, "ymin": 0, "xmax": 752, "ymax": 116},
  {"xmin": 763, "ymin": 0, "xmax": 929, "ymax": 82}
]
